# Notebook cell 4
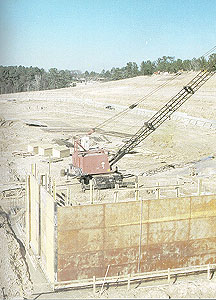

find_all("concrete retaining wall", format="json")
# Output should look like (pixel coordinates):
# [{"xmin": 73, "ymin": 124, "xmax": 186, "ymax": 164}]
[
  {"xmin": 26, "ymin": 174, "xmax": 216, "ymax": 283},
  {"xmin": 26, "ymin": 175, "xmax": 56, "ymax": 283},
  {"xmin": 57, "ymin": 194, "xmax": 216, "ymax": 282}
]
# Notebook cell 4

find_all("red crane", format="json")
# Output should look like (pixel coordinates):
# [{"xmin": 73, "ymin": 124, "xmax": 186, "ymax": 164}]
[{"xmin": 67, "ymin": 66, "xmax": 215, "ymax": 190}]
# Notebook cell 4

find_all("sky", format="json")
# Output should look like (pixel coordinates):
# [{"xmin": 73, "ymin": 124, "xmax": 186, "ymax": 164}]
[{"xmin": 0, "ymin": 0, "xmax": 216, "ymax": 72}]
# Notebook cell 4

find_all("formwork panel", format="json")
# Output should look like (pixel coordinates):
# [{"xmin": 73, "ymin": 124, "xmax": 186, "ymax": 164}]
[
  {"xmin": 104, "ymin": 247, "xmax": 141, "ymax": 266},
  {"xmin": 148, "ymin": 219, "xmax": 189, "ymax": 244},
  {"xmin": 104, "ymin": 224, "xmax": 147, "ymax": 249},
  {"xmin": 105, "ymin": 201, "xmax": 148, "ymax": 227},
  {"xmin": 58, "ymin": 251, "xmax": 103, "ymax": 269},
  {"xmin": 148, "ymin": 197, "xmax": 190, "ymax": 222},
  {"xmin": 191, "ymin": 195, "xmax": 216, "ymax": 218},
  {"xmin": 59, "ymin": 256, "xmax": 140, "ymax": 280},
  {"xmin": 186, "ymin": 238, "xmax": 216, "ymax": 256},
  {"xmin": 58, "ymin": 251, "xmax": 104, "ymax": 281},
  {"xmin": 190, "ymin": 216, "xmax": 216, "ymax": 240},
  {"xmin": 103, "ymin": 262, "xmax": 138, "ymax": 277},
  {"xmin": 142, "ymin": 241, "xmax": 193, "ymax": 271},
  {"xmin": 186, "ymin": 252, "xmax": 216, "ymax": 266},
  {"xmin": 56, "ymin": 194, "xmax": 216, "ymax": 282},
  {"xmin": 58, "ymin": 228, "xmax": 104, "ymax": 254},
  {"xmin": 58, "ymin": 205, "xmax": 104, "ymax": 231}
]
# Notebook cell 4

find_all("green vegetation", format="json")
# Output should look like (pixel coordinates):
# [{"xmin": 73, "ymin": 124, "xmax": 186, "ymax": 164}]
[
  {"xmin": 0, "ymin": 66, "xmax": 79, "ymax": 94},
  {"xmin": 0, "ymin": 54, "xmax": 215, "ymax": 94}
]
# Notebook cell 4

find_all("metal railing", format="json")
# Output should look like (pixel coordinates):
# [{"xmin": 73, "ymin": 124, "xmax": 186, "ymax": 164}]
[{"xmin": 54, "ymin": 263, "xmax": 216, "ymax": 291}]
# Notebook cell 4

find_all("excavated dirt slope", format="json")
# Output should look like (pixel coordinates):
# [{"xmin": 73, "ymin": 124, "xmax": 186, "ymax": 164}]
[{"xmin": 0, "ymin": 71, "xmax": 216, "ymax": 298}]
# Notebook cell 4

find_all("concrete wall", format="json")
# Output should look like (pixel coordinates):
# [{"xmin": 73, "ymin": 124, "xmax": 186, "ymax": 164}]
[
  {"xmin": 26, "ymin": 175, "xmax": 216, "ymax": 283},
  {"xmin": 57, "ymin": 195, "xmax": 216, "ymax": 281},
  {"xmin": 27, "ymin": 175, "xmax": 40, "ymax": 255},
  {"xmin": 26, "ymin": 175, "xmax": 56, "ymax": 283},
  {"xmin": 40, "ymin": 187, "xmax": 56, "ymax": 282}
]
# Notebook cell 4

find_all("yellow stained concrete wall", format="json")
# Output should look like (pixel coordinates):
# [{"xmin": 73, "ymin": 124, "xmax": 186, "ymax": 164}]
[{"xmin": 57, "ymin": 195, "xmax": 216, "ymax": 282}]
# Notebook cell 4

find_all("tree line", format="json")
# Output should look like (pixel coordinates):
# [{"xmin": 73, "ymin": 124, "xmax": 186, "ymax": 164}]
[
  {"xmin": 96, "ymin": 54, "xmax": 216, "ymax": 80},
  {"xmin": 0, "ymin": 54, "xmax": 215, "ymax": 94},
  {"xmin": 0, "ymin": 66, "xmax": 80, "ymax": 94}
]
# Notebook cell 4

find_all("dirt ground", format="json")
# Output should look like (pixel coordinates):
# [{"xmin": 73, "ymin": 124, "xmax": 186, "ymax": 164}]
[{"xmin": 0, "ymin": 71, "xmax": 216, "ymax": 298}]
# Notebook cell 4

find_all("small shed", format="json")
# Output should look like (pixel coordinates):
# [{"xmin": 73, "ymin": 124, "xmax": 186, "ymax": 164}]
[
  {"xmin": 52, "ymin": 146, "xmax": 70, "ymax": 158},
  {"xmin": 27, "ymin": 144, "xmax": 39, "ymax": 154},
  {"xmin": 38, "ymin": 144, "xmax": 53, "ymax": 156}
]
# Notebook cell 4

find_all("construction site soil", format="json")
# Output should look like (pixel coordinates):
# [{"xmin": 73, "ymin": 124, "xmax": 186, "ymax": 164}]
[{"xmin": 1, "ymin": 71, "xmax": 216, "ymax": 298}]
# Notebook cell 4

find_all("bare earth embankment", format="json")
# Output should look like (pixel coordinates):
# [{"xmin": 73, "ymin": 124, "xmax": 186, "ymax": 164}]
[{"xmin": 0, "ymin": 71, "xmax": 216, "ymax": 298}]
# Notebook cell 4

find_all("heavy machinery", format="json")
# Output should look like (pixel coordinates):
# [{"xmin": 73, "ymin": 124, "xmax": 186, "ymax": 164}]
[
  {"xmin": 66, "ymin": 66, "xmax": 216, "ymax": 190},
  {"xmin": 66, "ymin": 136, "xmax": 125, "ymax": 190}
]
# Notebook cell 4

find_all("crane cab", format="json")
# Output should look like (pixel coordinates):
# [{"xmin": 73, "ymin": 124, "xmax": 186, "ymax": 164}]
[{"xmin": 72, "ymin": 137, "xmax": 111, "ymax": 175}]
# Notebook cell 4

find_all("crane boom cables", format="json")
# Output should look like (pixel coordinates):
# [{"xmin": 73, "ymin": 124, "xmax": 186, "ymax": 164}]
[
  {"xmin": 201, "ymin": 45, "xmax": 216, "ymax": 58},
  {"xmin": 93, "ymin": 72, "xmax": 182, "ymax": 131},
  {"xmin": 92, "ymin": 45, "xmax": 216, "ymax": 132},
  {"xmin": 110, "ymin": 62, "xmax": 216, "ymax": 166}
]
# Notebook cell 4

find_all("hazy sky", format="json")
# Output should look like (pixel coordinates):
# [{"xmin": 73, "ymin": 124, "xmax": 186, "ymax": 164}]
[{"xmin": 1, "ymin": 0, "xmax": 216, "ymax": 72}]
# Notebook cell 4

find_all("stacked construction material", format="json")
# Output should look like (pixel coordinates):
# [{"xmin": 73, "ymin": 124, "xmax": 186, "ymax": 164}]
[{"xmin": 28, "ymin": 144, "xmax": 70, "ymax": 158}]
